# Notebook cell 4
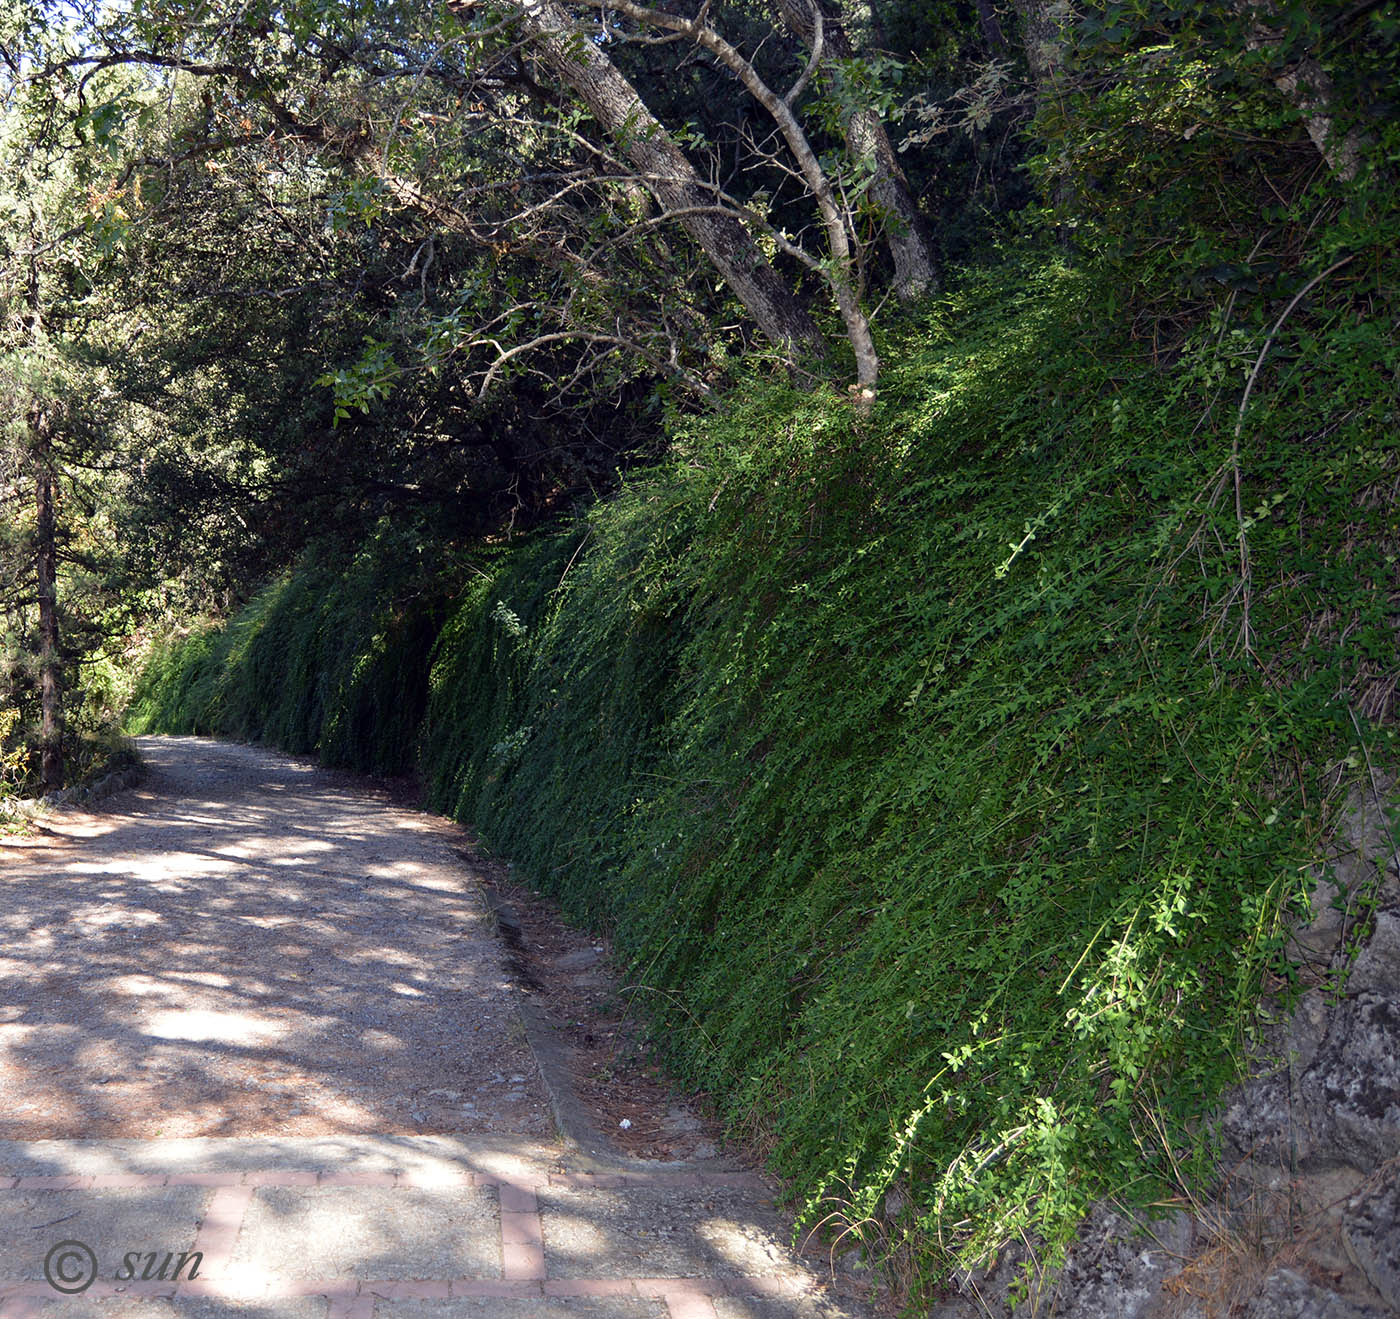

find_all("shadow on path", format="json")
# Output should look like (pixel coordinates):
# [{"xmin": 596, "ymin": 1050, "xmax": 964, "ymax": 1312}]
[{"xmin": 0, "ymin": 736, "xmax": 551, "ymax": 1142}]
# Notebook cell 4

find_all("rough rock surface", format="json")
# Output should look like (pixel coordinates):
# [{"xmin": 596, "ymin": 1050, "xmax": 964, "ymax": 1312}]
[
  {"xmin": 932, "ymin": 782, "xmax": 1400, "ymax": 1317},
  {"xmin": 1039, "ymin": 1205, "xmax": 1197, "ymax": 1318},
  {"xmin": 1240, "ymin": 1269, "xmax": 1390, "ymax": 1319},
  {"xmin": 1344, "ymin": 1163, "xmax": 1400, "ymax": 1312}
]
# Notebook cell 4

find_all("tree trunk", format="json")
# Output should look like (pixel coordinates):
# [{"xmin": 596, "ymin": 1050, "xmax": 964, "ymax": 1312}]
[
  {"xmin": 974, "ymin": 0, "xmax": 1007, "ymax": 52},
  {"xmin": 1241, "ymin": 0, "xmax": 1363, "ymax": 182},
  {"xmin": 500, "ymin": 0, "xmax": 830, "ymax": 364},
  {"xmin": 1013, "ymin": 0, "xmax": 1067, "ymax": 90},
  {"xmin": 1275, "ymin": 57, "xmax": 1360, "ymax": 181},
  {"xmin": 771, "ymin": 0, "xmax": 938, "ymax": 301},
  {"xmin": 31, "ymin": 406, "xmax": 63, "ymax": 794},
  {"xmin": 1012, "ymin": 0, "xmax": 1076, "ymax": 215},
  {"xmin": 23, "ymin": 233, "xmax": 63, "ymax": 793},
  {"xmin": 603, "ymin": 0, "xmax": 879, "ymax": 392}
]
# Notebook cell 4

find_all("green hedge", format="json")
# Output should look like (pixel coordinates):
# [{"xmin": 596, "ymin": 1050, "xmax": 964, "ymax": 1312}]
[
  {"xmin": 128, "ymin": 526, "xmax": 448, "ymax": 776},
  {"xmin": 131, "ymin": 254, "xmax": 1398, "ymax": 1304}
]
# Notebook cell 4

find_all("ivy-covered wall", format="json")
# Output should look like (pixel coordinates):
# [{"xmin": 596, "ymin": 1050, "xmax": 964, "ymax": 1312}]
[{"xmin": 129, "ymin": 255, "xmax": 1399, "ymax": 1304}]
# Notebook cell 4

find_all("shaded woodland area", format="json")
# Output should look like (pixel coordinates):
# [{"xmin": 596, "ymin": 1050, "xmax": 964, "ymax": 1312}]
[
  {"xmin": 3, "ymin": 0, "xmax": 1390, "ymax": 793},
  {"xmin": 3, "ymin": 0, "xmax": 1399, "ymax": 1304}
]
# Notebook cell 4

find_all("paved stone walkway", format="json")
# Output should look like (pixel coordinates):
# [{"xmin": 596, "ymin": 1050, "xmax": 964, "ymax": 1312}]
[
  {"xmin": 0, "ymin": 739, "xmax": 874, "ymax": 1318},
  {"xmin": 0, "ymin": 737, "xmax": 552, "ymax": 1142},
  {"xmin": 0, "ymin": 1135, "xmax": 852, "ymax": 1316}
]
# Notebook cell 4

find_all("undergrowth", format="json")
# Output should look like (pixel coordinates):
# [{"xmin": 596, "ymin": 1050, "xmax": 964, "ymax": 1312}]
[
  {"xmin": 127, "ymin": 523, "xmax": 452, "ymax": 776},
  {"xmin": 130, "ymin": 238, "xmax": 1399, "ymax": 1307}
]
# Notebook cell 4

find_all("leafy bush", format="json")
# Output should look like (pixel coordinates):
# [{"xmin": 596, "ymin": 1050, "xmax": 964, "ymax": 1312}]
[
  {"xmin": 0, "ymin": 706, "xmax": 26, "ymax": 801},
  {"xmin": 0, "ymin": 666, "xmax": 137, "ymax": 803},
  {"xmin": 128, "ymin": 523, "xmax": 452, "ymax": 777},
  {"xmin": 423, "ymin": 252, "xmax": 1397, "ymax": 1295}
]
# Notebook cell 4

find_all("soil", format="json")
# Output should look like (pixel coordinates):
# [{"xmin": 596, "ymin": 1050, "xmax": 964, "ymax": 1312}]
[{"xmin": 477, "ymin": 858, "xmax": 729, "ymax": 1165}]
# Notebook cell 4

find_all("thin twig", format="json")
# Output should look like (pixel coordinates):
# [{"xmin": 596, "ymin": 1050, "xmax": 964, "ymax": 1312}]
[{"xmin": 1229, "ymin": 253, "xmax": 1357, "ymax": 658}]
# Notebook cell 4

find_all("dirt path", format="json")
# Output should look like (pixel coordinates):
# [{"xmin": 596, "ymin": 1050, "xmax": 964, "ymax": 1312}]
[
  {"xmin": 0, "ymin": 737, "xmax": 884, "ymax": 1317},
  {"xmin": 0, "ymin": 736, "xmax": 552, "ymax": 1142}
]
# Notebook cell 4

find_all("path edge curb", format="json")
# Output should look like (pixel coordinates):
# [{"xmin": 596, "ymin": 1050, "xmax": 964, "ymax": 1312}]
[{"xmin": 480, "ymin": 883, "xmax": 622, "ymax": 1171}]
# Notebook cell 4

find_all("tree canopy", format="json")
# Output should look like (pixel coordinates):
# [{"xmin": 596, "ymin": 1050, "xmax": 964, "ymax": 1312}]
[{"xmin": 1, "ymin": 0, "xmax": 1395, "ymax": 790}]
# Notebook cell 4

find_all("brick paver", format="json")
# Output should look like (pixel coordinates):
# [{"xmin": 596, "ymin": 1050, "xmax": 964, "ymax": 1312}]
[{"xmin": 0, "ymin": 1154, "xmax": 865, "ymax": 1315}]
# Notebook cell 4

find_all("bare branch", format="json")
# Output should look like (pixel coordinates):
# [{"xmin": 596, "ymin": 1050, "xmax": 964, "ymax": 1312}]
[{"xmin": 784, "ymin": 3, "xmax": 822, "ymax": 108}]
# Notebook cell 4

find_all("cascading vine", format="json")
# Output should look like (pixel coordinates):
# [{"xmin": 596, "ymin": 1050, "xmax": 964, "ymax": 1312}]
[{"xmin": 129, "ymin": 248, "xmax": 1399, "ymax": 1305}]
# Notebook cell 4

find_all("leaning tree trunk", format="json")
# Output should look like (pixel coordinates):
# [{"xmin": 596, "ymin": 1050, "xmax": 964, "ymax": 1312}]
[
  {"xmin": 1274, "ymin": 58, "xmax": 1361, "ymax": 181},
  {"xmin": 771, "ymin": 0, "xmax": 938, "ymax": 301},
  {"xmin": 31, "ymin": 406, "xmax": 63, "ymax": 794},
  {"xmin": 602, "ymin": 0, "xmax": 879, "ymax": 394},
  {"xmin": 485, "ymin": 0, "xmax": 830, "ymax": 365}
]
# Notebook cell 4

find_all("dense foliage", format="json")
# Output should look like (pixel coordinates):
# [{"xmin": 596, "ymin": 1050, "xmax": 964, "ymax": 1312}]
[
  {"xmin": 129, "ymin": 526, "xmax": 454, "ymax": 774},
  {"xmin": 130, "ymin": 226, "xmax": 1400, "ymax": 1299},
  {"xmin": 8, "ymin": 0, "xmax": 1396, "ymax": 789}
]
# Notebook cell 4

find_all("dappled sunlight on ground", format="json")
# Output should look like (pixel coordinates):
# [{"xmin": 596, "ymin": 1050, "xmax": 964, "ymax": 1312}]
[
  {"xmin": 0, "ymin": 735, "xmax": 552, "ymax": 1142},
  {"xmin": 0, "ymin": 739, "xmax": 881, "ymax": 1316}
]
